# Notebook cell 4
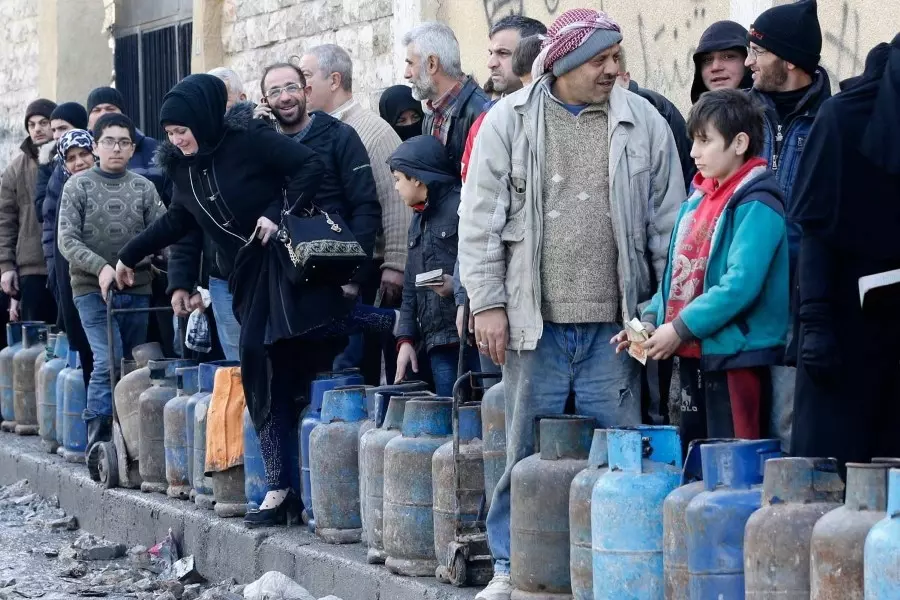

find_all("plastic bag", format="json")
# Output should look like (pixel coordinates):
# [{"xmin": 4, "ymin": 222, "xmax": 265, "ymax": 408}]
[{"xmin": 185, "ymin": 287, "xmax": 212, "ymax": 353}]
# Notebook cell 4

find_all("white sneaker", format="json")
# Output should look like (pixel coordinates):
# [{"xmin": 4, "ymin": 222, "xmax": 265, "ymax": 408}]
[{"xmin": 475, "ymin": 574, "xmax": 512, "ymax": 600}]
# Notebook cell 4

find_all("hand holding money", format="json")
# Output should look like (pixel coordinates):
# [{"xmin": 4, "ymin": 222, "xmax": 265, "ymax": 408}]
[{"xmin": 610, "ymin": 318, "xmax": 657, "ymax": 364}]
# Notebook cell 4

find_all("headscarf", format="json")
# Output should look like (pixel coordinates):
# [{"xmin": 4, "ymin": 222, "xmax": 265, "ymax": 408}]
[
  {"xmin": 57, "ymin": 129, "xmax": 94, "ymax": 175},
  {"xmin": 159, "ymin": 74, "xmax": 228, "ymax": 153},
  {"xmin": 378, "ymin": 85, "xmax": 424, "ymax": 141},
  {"xmin": 531, "ymin": 8, "xmax": 622, "ymax": 80}
]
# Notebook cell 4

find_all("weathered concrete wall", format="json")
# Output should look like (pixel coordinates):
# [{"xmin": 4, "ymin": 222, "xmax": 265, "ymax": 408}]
[
  {"xmin": 0, "ymin": 0, "xmax": 40, "ymax": 168},
  {"xmin": 218, "ymin": 0, "xmax": 396, "ymax": 110},
  {"xmin": 440, "ymin": 0, "xmax": 900, "ymax": 114}
]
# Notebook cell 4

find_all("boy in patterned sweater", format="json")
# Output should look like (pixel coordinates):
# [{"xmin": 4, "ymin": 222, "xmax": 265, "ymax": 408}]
[{"xmin": 58, "ymin": 112, "xmax": 165, "ymax": 472}]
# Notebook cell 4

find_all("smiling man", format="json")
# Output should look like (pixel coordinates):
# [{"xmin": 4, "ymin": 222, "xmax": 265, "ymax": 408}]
[
  {"xmin": 746, "ymin": 0, "xmax": 828, "ymax": 453},
  {"xmin": 0, "ymin": 98, "xmax": 59, "ymax": 323},
  {"xmin": 690, "ymin": 21, "xmax": 755, "ymax": 104},
  {"xmin": 459, "ymin": 9, "xmax": 684, "ymax": 600}
]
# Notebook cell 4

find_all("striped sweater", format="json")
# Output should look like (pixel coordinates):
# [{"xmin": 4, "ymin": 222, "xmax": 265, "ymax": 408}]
[{"xmin": 333, "ymin": 100, "xmax": 410, "ymax": 273}]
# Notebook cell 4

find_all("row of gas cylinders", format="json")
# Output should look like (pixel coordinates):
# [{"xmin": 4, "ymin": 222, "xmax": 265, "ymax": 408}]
[{"xmin": 0, "ymin": 322, "xmax": 88, "ymax": 461}]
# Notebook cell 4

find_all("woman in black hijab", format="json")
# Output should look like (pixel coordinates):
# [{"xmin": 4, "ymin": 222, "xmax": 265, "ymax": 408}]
[
  {"xmin": 378, "ymin": 85, "xmax": 424, "ymax": 141},
  {"xmin": 116, "ymin": 74, "xmax": 352, "ymax": 527}
]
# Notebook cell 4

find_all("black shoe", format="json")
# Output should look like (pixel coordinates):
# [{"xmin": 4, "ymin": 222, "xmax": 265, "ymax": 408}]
[
  {"xmin": 85, "ymin": 416, "xmax": 113, "ymax": 481},
  {"xmin": 244, "ymin": 490, "xmax": 302, "ymax": 528}
]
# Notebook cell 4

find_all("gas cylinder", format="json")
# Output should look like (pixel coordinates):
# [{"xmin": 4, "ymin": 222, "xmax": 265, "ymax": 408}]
[
  {"xmin": 310, "ymin": 385, "xmax": 368, "ymax": 543},
  {"xmin": 686, "ymin": 439, "xmax": 781, "ymax": 599},
  {"xmin": 361, "ymin": 395, "xmax": 413, "ymax": 564},
  {"xmin": 358, "ymin": 382, "xmax": 427, "ymax": 542},
  {"xmin": 61, "ymin": 351, "xmax": 87, "ymax": 463},
  {"xmin": 13, "ymin": 323, "xmax": 47, "ymax": 435},
  {"xmin": 481, "ymin": 380, "xmax": 505, "ymax": 512},
  {"xmin": 433, "ymin": 403, "xmax": 484, "ymax": 579},
  {"xmin": 210, "ymin": 366, "xmax": 248, "ymax": 518},
  {"xmin": 190, "ymin": 360, "xmax": 238, "ymax": 509},
  {"xmin": 511, "ymin": 415, "xmax": 593, "ymax": 598},
  {"xmin": 383, "ymin": 398, "xmax": 453, "ymax": 576},
  {"xmin": 744, "ymin": 457, "xmax": 844, "ymax": 599},
  {"xmin": 33, "ymin": 331, "xmax": 53, "ymax": 409},
  {"xmin": 300, "ymin": 371, "xmax": 364, "ymax": 529},
  {"xmin": 139, "ymin": 360, "xmax": 194, "ymax": 494},
  {"xmin": 663, "ymin": 438, "xmax": 736, "ymax": 600},
  {"xmin": 570, "ymin": 429, "xmax": 608, "ymax": 600},
  {"xmin": 55, "ymin": 349, "xmax": 75, "ymax": 453},
  {"xmin": 0, "ymin": 322, "xmax": 24, "ymax": 431},
  {"xmin": 592, "ymin": 426, "xmax": 683, "ymax": 600},
  {"xmin": 114, "ymin": 342, "xmax": 165, "ymax": 487},
  {"xmin": 864, "ymin": 468, "xmax": 900, "ymax": 599},
  {"xmin": 242, "ymin": 406, "xmax": 265, "ymax": 511},
  {"xmin": 164, "ymin": 366, "xmax": 199, "ymax": 499},
  {"xmin": 38, "ymin": 333, "xmax": 68, "ymax": 453},
  {"xmin": 811, "ymin": 462, "xmax": 890, "ymax": 600}
]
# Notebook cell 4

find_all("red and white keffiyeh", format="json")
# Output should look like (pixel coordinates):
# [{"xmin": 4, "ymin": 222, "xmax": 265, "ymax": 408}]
[{"xmin": 531, "ymin": 8, "xmax": 622, "ymax": 79}]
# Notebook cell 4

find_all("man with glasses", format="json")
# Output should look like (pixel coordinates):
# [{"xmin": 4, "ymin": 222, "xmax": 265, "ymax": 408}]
[
  {"xmin": 256, "ymin": 62, "xmax": 382, "ymax": 313},
  {"xmin": 746, "ymin": 0, "xmax": 829, "ymax": 452},
  {"xmin": 57, "ymin": 112, "xmax": 165, "ymax": 470}
]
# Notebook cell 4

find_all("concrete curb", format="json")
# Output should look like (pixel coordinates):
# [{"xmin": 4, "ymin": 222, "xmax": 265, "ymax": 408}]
[{"xmin": 0, "ymin": 432, "xmax": 478, "ymax": 600}]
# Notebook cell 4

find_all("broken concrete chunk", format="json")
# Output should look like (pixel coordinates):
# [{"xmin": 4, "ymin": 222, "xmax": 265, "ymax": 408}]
[
  {"xmin": 243, "ymin": 571, "xmax": 315, "ymax": 600},
  {"xmin": 133, "ymin": 578, "xmax": 160, "ymax": 592},
  {"xmin": 12, "ymin": 494, "xmax": 37, "ymax": 505},
  {"xmin": 168, "ymin": 556, "xmax": 204, "ymax": 585},
  {"xmin": 73, "ymin": 533, "xmax": 126, "ymax": 561},
  {"xmin": 58, "ymin": 561, "xmax": 89, "ymax": 578},
  {"xmin": 48, "ymin": 516, "xmax": 79, "ymax": 531},
  {"xmin": 181, "ymin": 584, "xmax": 202, "ymax": 600}
]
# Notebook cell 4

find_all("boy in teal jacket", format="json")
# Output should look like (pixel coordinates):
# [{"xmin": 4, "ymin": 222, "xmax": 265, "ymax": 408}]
[{"xmin": 614, "ymin": 88, "xmax": 788, "ymax": 445}]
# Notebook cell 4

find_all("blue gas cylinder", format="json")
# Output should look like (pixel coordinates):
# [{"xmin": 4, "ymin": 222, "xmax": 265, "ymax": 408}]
[
  {"xmin": 685, "ymin": 439, "xmax": 781, "ymax": 599},
  {"xmin": 191, "ymin": 360, "xmax": 239, "ymax": 509},
  {"xmin": 242, "ymin": 406, "xmax": 265, "ymax": 510},
  {"xmin": 592, "ymin": 426, "xmax": 683, "ymax": 600},
  {"xmin": 61, "ymin": 351, "xmax": 87, "ymax": 463},
  {"xmin": 570, "ymin": 429, "xmax": 609, "ymax": 600},
  {"xmin": 383, "ymin": 398, "xmax": 453, "ymax": 577},
  {"xmin": 0, "ymin": 322, "xmax": 24, "ymax": 431},
  {"xmin": 164, "ymin": 366, "xmax": 199, "ymax": 500},
  {"xmin": 310, "ymin": 386, "xmax": 368, "ymax": 543},
  {"xmin": 865, "ymin": 467, "xmax": 900, "ymax": 599},
  {"xmin": 300, "ymin": 370, "xmax": 364, "ymax": 529},
  {"xmin": 55, "ymin": 349, "xmax": 76, "ymax": 452},
  {"xmin": 38, "ymin": 333, "xmax": 68, "ymax": 453}
]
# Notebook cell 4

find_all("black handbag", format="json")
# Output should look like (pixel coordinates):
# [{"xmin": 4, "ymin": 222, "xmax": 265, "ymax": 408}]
[{"xmin": 276, "ymin": 203, "xmax": 367, "ymax": 286}]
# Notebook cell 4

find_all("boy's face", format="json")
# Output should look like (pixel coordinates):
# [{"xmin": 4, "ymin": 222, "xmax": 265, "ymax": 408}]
[
  {"xmin": 690, "ymin": 123, "xmax": 748, "ymax": 182},
  {"xmin": 64, "ymin": 146, "xmax": 95, "ymax": 175},
  {"xmin": 51, "ymin": 119, "xmax": 74, "ymax": 141},
  {"xmin": 94, "ymin": 125, "xmax": 134, "ymax": 173},
  {"xmin": 393, "ymin": 171, "xmax": 427, "ymax": 207},
  {"xmin": 88, "ymin": 103, "xmax": 122, "ymax": 130}
]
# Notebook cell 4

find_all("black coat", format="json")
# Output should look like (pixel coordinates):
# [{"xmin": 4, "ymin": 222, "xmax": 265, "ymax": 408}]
[
  {"xmin": 790, "ymin": 36, "xmax": 900, "ymax": 469},
  {"xmin": 292, "ymin": 111, "xmax": 382, "ymax": 283},
  {"xmin": 422, "ymin": 77, "xmax": 489, "ymax": 178},
  {"xmin": 628, "ymin": 80, "xmax": 695, "ymax": 191}
]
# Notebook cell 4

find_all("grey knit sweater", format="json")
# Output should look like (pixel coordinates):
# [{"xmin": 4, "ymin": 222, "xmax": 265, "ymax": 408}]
[
  {"xmin": 539, "ymin": 99, "xmax": 620, "ymax": 324},
  {"xmin": 58, "ymin": 167, "xmax": 165, "ymax": 297}
]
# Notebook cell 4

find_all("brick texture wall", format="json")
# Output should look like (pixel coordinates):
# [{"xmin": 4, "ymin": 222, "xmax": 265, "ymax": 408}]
[
  {"xmin": 222, "ymin": 0, "xmax": 395, "ymax": 110},
  {"xmin": 0, "ymin": 0, "xmax": 39, "ymax": 170}
]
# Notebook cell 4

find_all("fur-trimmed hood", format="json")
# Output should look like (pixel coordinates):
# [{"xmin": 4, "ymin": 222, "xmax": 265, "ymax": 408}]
[
  {"xmin": 154, "ymin": 101, "xmax": 256, "ymax": 178},
  {"xmin": 39, "ymin": 139, "xmax": 58, "ymax": 166}
]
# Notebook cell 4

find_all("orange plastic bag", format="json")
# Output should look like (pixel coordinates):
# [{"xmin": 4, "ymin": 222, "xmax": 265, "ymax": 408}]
[{"xmin": 205, "ymin": 367, "xmax": 245, "ymax": 474}]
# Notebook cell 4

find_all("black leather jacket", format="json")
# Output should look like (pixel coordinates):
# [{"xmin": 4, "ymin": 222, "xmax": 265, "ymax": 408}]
[{"xmin": 422, "ymin": 77, "xmax": 489, "ymax": 178}]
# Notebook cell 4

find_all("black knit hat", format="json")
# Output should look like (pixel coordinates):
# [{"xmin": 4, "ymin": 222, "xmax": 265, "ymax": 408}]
[
  {"xmin": 50, "ymin": 102, "xmax": 89, "ymax": 130},
  {"xmin": 24, "ymin": 98, "xmax": 57, "ymax": 133},
  {"xmin": 749, "ymin": 0, "xmax": 822, "ymax": 75},
  {"xmin": 87, "ymin": 87, "xmax": 126, "ymax": 113}
]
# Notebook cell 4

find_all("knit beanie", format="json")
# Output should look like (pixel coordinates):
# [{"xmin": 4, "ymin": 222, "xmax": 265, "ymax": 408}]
[
  {"xmin": 749, "ymin": 0, "xmax": 822, "ymax": 75},
  {"xmin": 24, "ymin": 98, "xmax": 57, "ymax": 133},
  {"xmin": 87, "ymin": 87, "xmax": 126, "ymax": 113},
  {"xmin": 50, "ymin": 102, "xmax": 89, "ymax": 130}
]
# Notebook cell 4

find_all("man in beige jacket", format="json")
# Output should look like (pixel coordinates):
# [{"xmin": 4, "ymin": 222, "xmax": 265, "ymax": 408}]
[
  {"xmin": 0, "ymin": 98, "xmax": 58, "ymax": 323},
  {"xmin": 459, "ymin": 9, "xmax": 684, "ymax": 599}
]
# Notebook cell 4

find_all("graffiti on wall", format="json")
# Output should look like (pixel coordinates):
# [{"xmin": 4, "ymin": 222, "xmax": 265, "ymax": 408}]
[{"xmin": 822, "ymin": 2, "xmax": 865, "ymax": 83}]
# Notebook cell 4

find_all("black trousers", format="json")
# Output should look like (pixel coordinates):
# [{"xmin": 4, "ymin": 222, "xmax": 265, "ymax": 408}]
[{"xmin": 19, "ymin": 274, "xmax": 57, "ymax": 323}]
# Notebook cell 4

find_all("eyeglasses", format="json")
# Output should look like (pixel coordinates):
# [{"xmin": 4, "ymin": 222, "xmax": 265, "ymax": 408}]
[
  {"xmin": 746, "ymin": 46, "xmax": 769, "ymax": 60},
  {"xmin": 98, "ymin": 138, "xmax": 134, "ymax": 150},
  {"xmin": 265, "ymin": 83, "xmax": 303, "ymax": 101}
]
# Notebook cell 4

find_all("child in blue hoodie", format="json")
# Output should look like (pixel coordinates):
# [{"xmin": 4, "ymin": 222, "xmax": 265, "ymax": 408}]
[
  {"xmin": 391, "ymin": 135, "xmax": 481, "ymax": 396},
  {"xmin": 614, "ymin": 88, "xmax": 789, "ymax": 446}
]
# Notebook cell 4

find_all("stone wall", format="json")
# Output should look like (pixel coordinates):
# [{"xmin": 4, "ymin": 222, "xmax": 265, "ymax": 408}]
[
  {"xmin": 220, "ymin": 0, "xmax": 395, "ymax": 110},
  {"xmin": 0, "ymin": 0, "xmax": 40, "ymax": 169}
]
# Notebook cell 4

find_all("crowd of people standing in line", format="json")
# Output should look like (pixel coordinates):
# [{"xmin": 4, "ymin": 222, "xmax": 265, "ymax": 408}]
[{"xmin": 0, "ymin": 1, "xmax": 899, "ymax": 597}]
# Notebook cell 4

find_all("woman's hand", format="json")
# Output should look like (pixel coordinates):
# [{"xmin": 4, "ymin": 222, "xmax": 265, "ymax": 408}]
[
  {"xmin": 394, "ymin": 342, "xmax": 418, "ymax": 383},
  {"xmin": 115, "ymin": 260, "xmax": 135, "ymax": 289},
  {"xmin": 256, "ymin": 217, "xmax": 279, "ymax": 245}
]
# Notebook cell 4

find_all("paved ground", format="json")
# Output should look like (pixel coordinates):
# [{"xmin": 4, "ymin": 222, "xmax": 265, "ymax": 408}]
[{"xmin": 0, "ymin": 432, "xmax": 479, "ymax": 600}]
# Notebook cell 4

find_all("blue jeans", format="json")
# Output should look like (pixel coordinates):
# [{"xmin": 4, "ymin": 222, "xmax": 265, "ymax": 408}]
[
  {"xmin": 209, "ymin": 277, "xmax": 240, "ymax": 362},
  {"xmin": 485, "ymin": 322, "xmax": 642, "ymax": 574},
  {"xmin": 429, "ymin": 343, "xmax": 486, "ymax": 397},
  {"xmin": 74, "ymin": 292, "xmax": 150, "ymax": 421}
]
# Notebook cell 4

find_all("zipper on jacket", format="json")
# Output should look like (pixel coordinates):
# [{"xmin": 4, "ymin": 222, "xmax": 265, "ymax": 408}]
[
  {"xmin": 772, "ymin": 124, "xmax": 783, "ymax": 173},
  {"xmin": 189, "ymin": 166, "xmax": 249, "ymax": 244}
]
